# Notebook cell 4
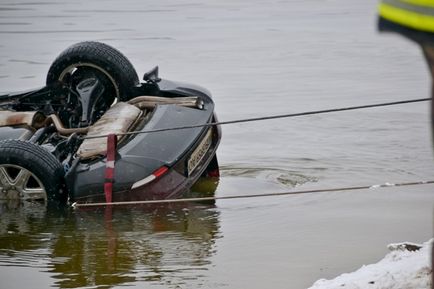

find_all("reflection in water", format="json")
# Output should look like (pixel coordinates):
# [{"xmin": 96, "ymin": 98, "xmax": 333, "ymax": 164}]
[{"xmin": 0, "ymin": 199, "xmax": 220, "ymax": 288}]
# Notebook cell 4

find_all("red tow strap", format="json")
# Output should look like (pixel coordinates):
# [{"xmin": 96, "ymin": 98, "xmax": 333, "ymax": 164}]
[{"xmin": 104, "ymin": 134, "xmax": 117, "ymax": 203}]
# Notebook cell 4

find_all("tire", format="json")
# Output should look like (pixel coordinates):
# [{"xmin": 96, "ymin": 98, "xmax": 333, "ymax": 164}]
[
  {"xmin": 0, "ymin": 140, "xmax": 66, "ymax": 203},
  {"xmin": 46, "ymin": 41, "xmax": 139, "ymax": 101}
]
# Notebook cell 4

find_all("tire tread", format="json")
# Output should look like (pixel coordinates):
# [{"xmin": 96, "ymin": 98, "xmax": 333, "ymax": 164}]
[{"xmin": 46, "ymin": 41, "xmax": 139, "ymax": 100}]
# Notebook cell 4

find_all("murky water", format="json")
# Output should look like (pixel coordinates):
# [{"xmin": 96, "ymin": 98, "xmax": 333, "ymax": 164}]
[{"xmin": 0, "ymin": 0, "xmax": 433, "ymax": 288}]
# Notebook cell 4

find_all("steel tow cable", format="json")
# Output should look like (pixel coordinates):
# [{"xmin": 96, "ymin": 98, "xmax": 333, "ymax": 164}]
[
  {"xmin": 70, "ymin": 97, "xmax": 432, "ymax": 208},
  {"xmin": 72, "ymin": 180, "xmax": 434, "ymax": 208},
  {"xmin": 81, "ymin": 97, "xmax": 431, "ymax": 140}
]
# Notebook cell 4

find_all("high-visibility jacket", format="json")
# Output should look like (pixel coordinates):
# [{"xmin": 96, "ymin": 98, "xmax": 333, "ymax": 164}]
[{"xmin": 378, "ymin": 0, "xmax": 434, "ymax": 33}]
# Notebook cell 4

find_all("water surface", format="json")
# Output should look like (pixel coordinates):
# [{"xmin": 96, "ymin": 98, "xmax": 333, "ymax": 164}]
[{"xmin": 0, "ymin": 0, "xmax": 433, "ymax": 288}]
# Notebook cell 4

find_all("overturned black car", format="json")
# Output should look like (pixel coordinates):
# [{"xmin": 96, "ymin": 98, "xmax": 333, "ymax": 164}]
[{"xmin": 0, "ymin": 41, "xmax": 221, "ymax": 204}]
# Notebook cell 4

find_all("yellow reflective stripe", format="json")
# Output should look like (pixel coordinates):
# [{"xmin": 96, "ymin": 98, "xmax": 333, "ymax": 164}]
[
  {"xmin": 402, "ymin": 0, "xmax": 434, "ymax": 8},
  {"xmin": 379, "ymin": 3, "xmax": 434, "ymax": 32}
]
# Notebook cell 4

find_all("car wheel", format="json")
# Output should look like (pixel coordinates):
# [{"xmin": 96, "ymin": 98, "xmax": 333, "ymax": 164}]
[
  {"xmin": 46, "ymin": 41, "xmax": 140, "ymax": 101},
  {"xmin": 0, "ymin": 140, "xmax": 66, "ymax": 203}
]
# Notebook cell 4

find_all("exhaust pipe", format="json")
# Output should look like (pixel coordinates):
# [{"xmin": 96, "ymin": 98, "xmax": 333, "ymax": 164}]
[{"xmin": 44, "ymin": 115, "xmax": 89, "ymax": 135}]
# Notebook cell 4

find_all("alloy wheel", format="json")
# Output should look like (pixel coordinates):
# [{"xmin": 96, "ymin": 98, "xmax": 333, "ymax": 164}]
[{"xmin": 0, "ymin": 164, "xmax": 47, "ymax": 200}]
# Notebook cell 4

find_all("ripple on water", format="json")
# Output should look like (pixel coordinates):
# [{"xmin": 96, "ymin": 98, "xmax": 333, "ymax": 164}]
[
  {"xmin": 220, "ymin": 165, "xmax": 317, "ymax": 187},
  {"xmin": 0, "ymin": 28, "xmax": 134, "ymax": 34},
  {"xmin": 0, "ymin": 7, "xmax": 34, "ymax": 11},
  {"xmin": 9, "ymin": 59, "xmax": 46, "ymax": 65}
]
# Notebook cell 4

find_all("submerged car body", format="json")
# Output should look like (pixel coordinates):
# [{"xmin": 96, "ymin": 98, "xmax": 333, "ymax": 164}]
[{"xmin": 0, "ymin": 41, "xmax": 221, "ymax": 204}]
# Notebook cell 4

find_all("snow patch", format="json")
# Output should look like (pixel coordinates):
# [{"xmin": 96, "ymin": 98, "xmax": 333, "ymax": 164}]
[{"xmin": 308, "ymin": 239, "xmax": 433, "ymax": 289}]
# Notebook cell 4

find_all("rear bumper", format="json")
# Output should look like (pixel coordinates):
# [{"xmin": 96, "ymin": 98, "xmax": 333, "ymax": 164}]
[{"xmin": 72, "ymin": 121, "xmax": 221, "ymax": 203}]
